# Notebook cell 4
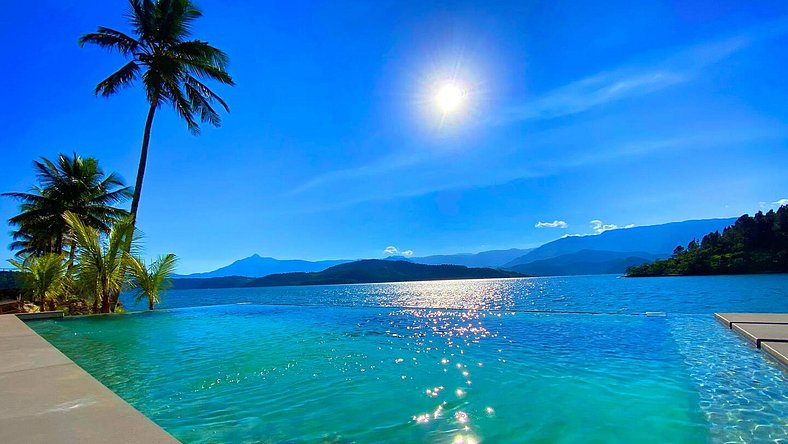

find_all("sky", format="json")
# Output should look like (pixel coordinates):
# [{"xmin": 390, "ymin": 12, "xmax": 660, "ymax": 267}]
[{"xmin": 1, "ymin": 0, "xmax": 787, "ymax": 273}]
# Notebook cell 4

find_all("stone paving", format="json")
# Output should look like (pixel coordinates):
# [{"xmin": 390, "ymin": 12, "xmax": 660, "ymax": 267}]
[{"xmin": 0, "ymin": 314, "xmax": 177, "ymax": 443}]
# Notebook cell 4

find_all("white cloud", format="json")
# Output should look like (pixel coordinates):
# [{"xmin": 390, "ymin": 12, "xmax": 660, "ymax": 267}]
[
  {"xmin": 590, "ymin": 220, "xmax": 636, "ymax": 234},
  {"xmin": 535, "ymin": 220, "xmax": 568, "ymax": 229},
  {"xmin": 760, "ymin": 199, "xmax": 788, "ymax": 210},
  {"xmin": 384, "ymin": 246, "xmax": 414, "ymax": 257}
]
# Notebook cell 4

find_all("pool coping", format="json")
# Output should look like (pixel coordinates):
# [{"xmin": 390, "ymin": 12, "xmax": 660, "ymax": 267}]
[
  {"xmin": 715, "ymin": 313, "xmax": 788, "ymax": 368},
  {"xmin": 0, "ymin": 313, "xmax": 178, "ymax": 443}
]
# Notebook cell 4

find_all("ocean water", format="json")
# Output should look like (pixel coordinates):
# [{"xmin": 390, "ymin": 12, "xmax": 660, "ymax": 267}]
[{"xmin": 29, "ymin": 275, "xmax": 788, "ymax": 443}]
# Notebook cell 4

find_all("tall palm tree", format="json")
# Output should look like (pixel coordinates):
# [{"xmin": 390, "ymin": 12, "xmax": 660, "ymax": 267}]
[
  {"xmin": 64, "ymin": 212, "xmax": 138, "ymax": 313},
  {"xmin": 126, "ymin": 254, "xmax": 178, "ymax": 310},
  {"xmin": 3, "ymin": 154, "xmax": 131, "ymax": 262},
  {"xmin": 8, "ymin": 254, "xmax": 69, "ymax": 312},
  {"xmin": 79, "ymin": 0, "xmax": 234, "ymax": 222}
]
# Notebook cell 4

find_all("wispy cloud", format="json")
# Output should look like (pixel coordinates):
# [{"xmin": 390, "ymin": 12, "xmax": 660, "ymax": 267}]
[
  {"xmin": 491, "ymin": 22, "xmax": 788, "ymax": 126},
  {"xmin": 535, "ymin": 220, "xmax": 568, "ymax": 229},
  {"xmin": 590, "ymin": 220, "xmax": 635, "ymax": 234},
  {"xmin": 496, "ymin": 71, "xmax": 686, "ymax": 124},
  {"xmin": 760, "ymin": 198, "xmax": 788, "ymax": 210},
  {"xmin": 401, "ymin": 250, "xmax": 414, "ymax": 257},
  {"xmin": 275, "ymin": 20, "xmax": 788, "ymax": 215}
]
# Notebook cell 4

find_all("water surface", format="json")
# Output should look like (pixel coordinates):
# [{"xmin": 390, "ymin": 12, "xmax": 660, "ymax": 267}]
[{"xmin": 30, "ymin": 275, "xmax": 788, "ymax": 443}]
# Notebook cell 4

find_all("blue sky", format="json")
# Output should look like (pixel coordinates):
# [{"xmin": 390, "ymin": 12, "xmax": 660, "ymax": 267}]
[{"xmin": 1, "ymin": 0, "xmax": 787, "ymax": 273}]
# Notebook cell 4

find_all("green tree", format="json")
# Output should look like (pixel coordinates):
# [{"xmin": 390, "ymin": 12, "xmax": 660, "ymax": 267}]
[
  {"xmin": 79, "ymin": 0, "xmax": 234, "ymax": 222},
  {"xmin": 3, "ymin": 154, "xmax": 131, "ymax": 264},
  {"xmin": 8, "ymin": 254, "xmax": 69, "ymax": 311},
  {"xmin": 126, "ymin": 254, "xmax": 178, "ymax": 310},
  {"xmin": 628, "ymin": 205, "xmax": 788, "ymax": 276},
  {"xmin": 64, "ymin": 212, "xmax": 138, "ymax": 313}
]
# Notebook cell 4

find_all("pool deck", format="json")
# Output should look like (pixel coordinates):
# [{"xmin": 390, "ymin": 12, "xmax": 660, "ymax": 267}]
[
  {"xmin": 0, "ymin": 314, "xmax": 178, "ymax": 443},
  {"xmin": 715, "ymin": 313, "xmax": 788, "ymax": 368}
]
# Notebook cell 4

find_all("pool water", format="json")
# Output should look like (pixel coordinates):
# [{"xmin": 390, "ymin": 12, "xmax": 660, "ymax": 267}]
[{"xmin": 29, "ymin": 275, "xmax": 788, "ymax": 443}]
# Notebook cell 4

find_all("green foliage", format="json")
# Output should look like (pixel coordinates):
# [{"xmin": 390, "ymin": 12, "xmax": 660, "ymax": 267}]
[
  {"xmin": 79, "ymin": 0, "xmax": 234, "ymax": 133},
  {"xmin": 8, "ymin": 254, "xmax": 69, "ymax": 310},
  {"xmin": 65, "ymin": 211, "xmax": 138, "ymax": 313},
  {"xmin": 627, "ymin": 205, "xmax": 788, "ymax": 276},
  {"xmin": 126, "ymin": 253, "xmax": 178, "ymax": 310},
  {"xmin": 0, "ymin": 271, "xmax": 23, "ymax": 290},
  {"xmin": 3, "ymin": 153, "xmax": 130, "ymax": 257}
]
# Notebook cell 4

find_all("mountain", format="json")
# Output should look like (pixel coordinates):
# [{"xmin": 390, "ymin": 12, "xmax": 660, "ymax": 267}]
[
  {"xmin": 504, "ymin": 218, "xmax": 737, "ymax": 268},
  {"xmin": 245, "ymin": 260, "xmax": 525, "ymax": 287},
  {"xmin": 182, "ymin": 254, "xmax": 350, "ymax": 278},
  {"xmin": 508, "ymin": 250, "xmax": 662, "ymax": 276},
  {"xmin": 628, "ymin": 207, "xmax": 788, "ymax": 276},
  {"xmin": 410, "ymin": 248, "xmax": 533, "ymax": 268}
]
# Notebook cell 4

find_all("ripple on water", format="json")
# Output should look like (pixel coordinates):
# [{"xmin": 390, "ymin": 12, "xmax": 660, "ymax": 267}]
[{"xmin": 28, "ymin": 276, "xmax": 788, "ymax": 443}]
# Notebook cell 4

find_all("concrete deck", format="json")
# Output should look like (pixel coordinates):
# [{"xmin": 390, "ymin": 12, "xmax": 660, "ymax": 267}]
[
  {"xmin": 714, "ymin": 312, "xmax": 788, "ymax": 328},
  {"xmin": 715, "ymin": 312, "xmax": 788, "ymax": 368},
  {"xmin": 0, "ymin": 314, "xmax": 177, "ymax": 443}
]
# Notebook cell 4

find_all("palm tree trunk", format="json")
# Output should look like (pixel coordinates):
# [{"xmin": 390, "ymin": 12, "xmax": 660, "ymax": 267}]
[
  {"xmin": 149, "ymin": 298, "xmax": 154, "ymax": 311},
  {"xmin": 110, "ymin": 103, "xmax": 156, "ymax": 313},
  {"xmin": 92, "ymin": 296, "xmax": 99, "ymax": 314},
  {"xmin": 130, "ymin": 103, "xmax": 157, "ymax": 224},
  {"xmin": 101, "ymin": 290, "xmax": 110, "ymax": 314}
]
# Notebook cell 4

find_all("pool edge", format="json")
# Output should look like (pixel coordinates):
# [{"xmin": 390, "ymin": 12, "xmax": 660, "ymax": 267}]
[{"xmin": 0, "ymin": 314, "xmax": 179, "ymax": 443}]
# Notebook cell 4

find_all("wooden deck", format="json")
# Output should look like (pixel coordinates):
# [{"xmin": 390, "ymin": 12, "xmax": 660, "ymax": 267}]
[{"xmin": 715, "ymin": 313, "xmax": 788, "ymax": 368}]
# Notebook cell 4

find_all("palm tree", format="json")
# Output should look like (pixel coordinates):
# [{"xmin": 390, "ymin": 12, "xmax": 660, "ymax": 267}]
[
  {"xmin": 79, "ymin": 0, "xmax": 234, "ymax": 222},
  {"xmin": 8, "ymin": 254, "xmax": 69, "ymax": 312},
  {"xmin": 64, "ymin": 212, "xmax": 138, "ymax": 313},
  {"xmin": 126, "ymin": 254, "xmax": 178, "ymax": 310},
  {"xmin": 4, "ymin": 154, "xmax": 131, "ymax": 263}
]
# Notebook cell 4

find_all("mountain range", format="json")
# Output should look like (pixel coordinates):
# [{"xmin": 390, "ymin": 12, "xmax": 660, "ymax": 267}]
[
  {"xmin": 180, "ymin": 255, "xmax": 349, "ymax": 278},
  {"xmin": 172, "ymin": 260, "xmax": 522, "ymax": 289},
  {"xmin": 179, "ymin": 217, "xmax": 738, "ymax": 280}
]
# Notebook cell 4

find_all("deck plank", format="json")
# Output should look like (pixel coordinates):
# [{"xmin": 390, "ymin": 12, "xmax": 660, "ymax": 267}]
[{"xmin": 761, "ymin": 341, "xmax": 788, "ymax": 367}]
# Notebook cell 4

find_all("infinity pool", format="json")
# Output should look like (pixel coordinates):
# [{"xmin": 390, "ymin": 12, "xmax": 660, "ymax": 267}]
[{"xmin": 30, "ymin": 276, "xmax": 788, "ymax": 443}]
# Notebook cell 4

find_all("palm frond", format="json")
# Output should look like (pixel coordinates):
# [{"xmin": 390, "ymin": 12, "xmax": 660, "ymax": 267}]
[
  {"xmin": 79, "ymin": 27, "xmax": 141, "ymax": 55},
  {"xmin": 95, "ymin": 61, "xmax": 141, "ymax": 97}
]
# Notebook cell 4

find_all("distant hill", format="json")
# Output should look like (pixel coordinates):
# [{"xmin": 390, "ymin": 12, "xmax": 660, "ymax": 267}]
[
  {"xmin": 410, "ymin": 248, "xmax": 533, "ymax": 268},
  {"xmin": 185, "ymin": 249, "xmax": 532, "ymax": 279},
  {"xmin": 182, "ymin": 254, "xmax": 350, "ymax": 278},
  {"xmin": 508, "ymin": 250, "xmax": 662, "ymax": 276},
  {"xmin": 0, "ymin": 271, "xmax": 22, "ymax": 290},
  {"xmin": 246, "ymin": 260, "xmax": 525, "ymax": 287},
  {"xmin": 628, "ymin": 207, "xmax": 788, "ymax": 276},
  {"xmin": 504, "ymin": 218, "xmax": 737, "ymax": 268}
]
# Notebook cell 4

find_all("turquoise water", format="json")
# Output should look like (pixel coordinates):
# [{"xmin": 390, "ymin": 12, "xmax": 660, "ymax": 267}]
[{"xmin": 30, "ymin": 275, "xmax": 788, "ymax": 443}]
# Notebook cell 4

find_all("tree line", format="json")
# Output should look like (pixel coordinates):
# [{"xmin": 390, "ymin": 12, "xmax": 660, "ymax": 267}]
[{"xmin": 627, "ymin": 205, "xmax": 788, "ymax": 276}]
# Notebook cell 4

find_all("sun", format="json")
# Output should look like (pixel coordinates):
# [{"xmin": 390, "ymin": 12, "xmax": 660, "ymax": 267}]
[{"xmin": 434, "ymin": 82, "xmax": 466, "ymax": 114}]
